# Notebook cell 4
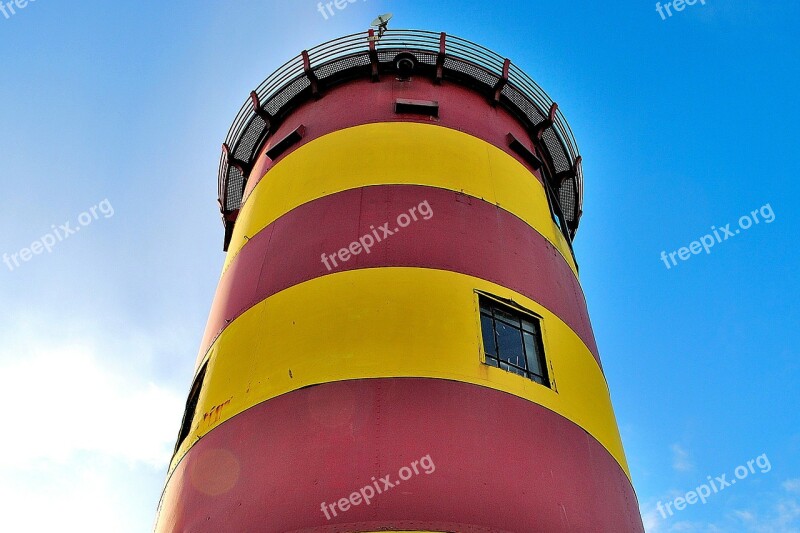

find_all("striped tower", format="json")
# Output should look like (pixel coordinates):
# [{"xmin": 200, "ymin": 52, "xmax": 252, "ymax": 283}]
[{"xmin": 156, "ymin": 30, "xmax": 644, "ymax": 532}]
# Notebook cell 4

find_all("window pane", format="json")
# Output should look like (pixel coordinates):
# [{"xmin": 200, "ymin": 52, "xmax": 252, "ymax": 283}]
[
  {"xmin": 480, "ymin": 315, "xmax": 496, "ymax": 356},
  {"xmin": 500, "ymin": 361, "xmax": 526, "ymax": 377},
  {"xmin": 494, "ymin": 307, "xmax": 520, "ymax": 328},
  {"xmin": 497, "ymin": 320, "xmax": 525, "ymax": 369},
  {"xmin": 523, "ymin": 331, "xmax": 543, "ymax": 376},
  {"xmin": 521, "ymin": 316, "xmax": 537, "ymax": 334}
]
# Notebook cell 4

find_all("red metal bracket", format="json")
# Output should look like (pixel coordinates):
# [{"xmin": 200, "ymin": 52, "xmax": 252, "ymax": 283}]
[
  {"xmin": 302, "ymin": 50, "xmax": 320, "ymax": 98},
  {"xmin": 221, "ymin": 143, "xmax": 248, "ymax": 174},
  {"xmin": 249, "ymin": 91, "xmax": 273, "ymax": 127},
  {"xmin": 435, "ymin": 32, "xmax": 446, "ymax": 84},
  {"xmin": 492, "ymin": 59, "xmax": 510, "ymax": 105},
  {"xmin": 533, "ymin": 102, "xmax": 559, "ymax": 140},
  {"xmin": 368, "ymin": 29, "xmax": 380, "ymax": 82}
]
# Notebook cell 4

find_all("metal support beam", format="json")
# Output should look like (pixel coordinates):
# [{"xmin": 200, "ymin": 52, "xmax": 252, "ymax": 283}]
[
  {"xmin": 435, "ymin": 32, "xmax": 446, "ymax": 84},
  {"xmin": 533, "ymin": 102, "xmax": 559, "ymax": 140},
  {"xmin": 249, "ymin": 91, "xmax": 273, "ymax": 128},
  {"xmin": 368, "ymin": 30, "xmax": 380, "ymax": 82},
  {"xmin": 492, "ymin": 59, "xmax": 510, "ymax": 105},
  {"xmin": 302, "ymin": 50, "xmax": 320, "ymax": 98}
]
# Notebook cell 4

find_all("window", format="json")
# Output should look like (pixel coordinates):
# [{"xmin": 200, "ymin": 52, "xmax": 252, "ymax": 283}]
[
  {"xmin": 479, "ymin": 295, "xmax": 549, "ymax": 386},
  {"xmin": 173, "ymin": 362, "xmax": 208, "ymax": 455}
]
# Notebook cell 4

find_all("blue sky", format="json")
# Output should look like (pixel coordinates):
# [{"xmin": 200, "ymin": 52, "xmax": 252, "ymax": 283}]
[{"xmin": 0, "ymin": 1, "xmax": 798, "ymax": 531}]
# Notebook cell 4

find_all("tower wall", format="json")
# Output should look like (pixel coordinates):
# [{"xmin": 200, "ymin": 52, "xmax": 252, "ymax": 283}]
[{"xmin": 156, "ymin": 33, "xmax": 644, "ymax": 533}]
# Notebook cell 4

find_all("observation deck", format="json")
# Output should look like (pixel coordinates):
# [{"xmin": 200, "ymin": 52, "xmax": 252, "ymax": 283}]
[{"xmin": 218, "ymin": 29, "xmax": 584, "ymax": 250}]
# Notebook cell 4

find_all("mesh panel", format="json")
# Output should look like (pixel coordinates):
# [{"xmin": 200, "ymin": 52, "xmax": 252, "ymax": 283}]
[
  {"xmin": 266, "ymin": 76, "xmax": 311, "ymax": 116},
  {"xmin": 558, "ymin": 179, "xmax": 577, "ymax": 222},
  {"xmin": 218, "ymin": 33, "xmax": 584, "ymax": 243},
  {"xmin": 412, "ymin": 51, "xmax": 437, "ymax": 65},
  {"xmin": 501, "ymin": 85, "xmax": 546, "ymax": 125},
  {"xmin": 225, "ymin": 166, "xmax": 245, "ymax": 212},
  {"xmin": 233, "ymin": 115, "xmax": 267, "ymax": 161},
  {"xmin": 443, "ymin": 57, "xmax": 499, "ymax": 86},
  {"xmin": 314, "ymin": 54, "xmax": 371, "ymax": 79},
  {"xmin": 543, "ymin": 128, "xmax": 570, "ymax": 173},
  {"xmin": 371, "ymin": 51, "xmax": 438, "ymax": 71}
]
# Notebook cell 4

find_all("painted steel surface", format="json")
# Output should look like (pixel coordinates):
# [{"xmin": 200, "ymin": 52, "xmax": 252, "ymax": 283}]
[
  {"xmin": 224, "ymin": 122, "xmax": 576, "ymax": 276},
  {"xmin": 173, "ymin": 268, "xmax": 627, "ymax": 478},
  {"xmin": 243, "ymin": 77, "xmax": 547, "ymax": 201},
  {"xmin": 158, "ymin": 33, "xmax": 644, "ymax": 531},
  {"xmin": 198, "ymin": 185, "xmax": 597, "ymax": 367},
  {"xmin": 157, "ymin": 379, "xmax": 643, "ymax": 533}
]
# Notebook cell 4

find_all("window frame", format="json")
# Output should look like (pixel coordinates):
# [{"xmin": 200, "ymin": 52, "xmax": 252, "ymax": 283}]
[
  {"xmin": 476, "ymin": 292, "xmax": 550, "ymax": 387},
  {"xmin": 173, "ymin": 361, "xmax": 208, "ymax": 456}
]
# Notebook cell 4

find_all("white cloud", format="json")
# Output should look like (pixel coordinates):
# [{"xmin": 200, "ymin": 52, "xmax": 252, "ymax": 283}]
[
  {"xmin": 783, "ymin": 479, "xmax": 800, "ymax": 494},
  {"xmin": 0, "ymin": 341, "xmax": 184, "ymax": 467},
  {"xmin": 0, "ymin": 318, "xmax": 186, "ymax": 533},
  {"xmin": 641, "ymin": 507, "xmax": 664, "ymax": 532},
  {"xmin": 671, "ymin": 443, "xmax": 694, "ymax": 473},
  {"xmin": 0, "ymin": 460, "xmax": 148, "ymax": 533}
]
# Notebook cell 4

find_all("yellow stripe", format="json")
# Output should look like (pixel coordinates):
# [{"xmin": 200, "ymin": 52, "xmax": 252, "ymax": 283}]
[
  {"xmin": 173, "ymin": 268, "xmax": 628, "ymax": 479},
  {"xmin": 226, "ymin": 122, "xmax": 577, "ymax": 276}
]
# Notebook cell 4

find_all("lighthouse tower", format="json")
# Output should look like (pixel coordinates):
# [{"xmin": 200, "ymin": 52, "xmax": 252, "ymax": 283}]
[{"xmin": 155, "ymin": 29, "xmax": 644, "ymax": 532}]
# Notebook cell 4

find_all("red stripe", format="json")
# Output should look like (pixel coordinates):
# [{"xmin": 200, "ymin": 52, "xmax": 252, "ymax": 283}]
[
  {"xmin": 156, "ymin": 378, "xmax": 643, "ymax": 532},
  {"xmin": 243, "ymin": 76, "xmax": 545, "ymax": 203},
  {"xmin": 199, "ymin": 185, "xmax": 599, "ymax": 366}
]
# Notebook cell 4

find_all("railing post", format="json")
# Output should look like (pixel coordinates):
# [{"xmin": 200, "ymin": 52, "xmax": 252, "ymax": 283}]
[
  {"xmin": 302, "ymin": 50, "xmax": 320, "ymax": 98},
  {"xmin": 435, "ymin": 32, "xmax": 446, "ymax": 84},
  {"xmin": 492, "ymin": 59, "xmax": 510, "ymax": 105},
  {"xmin": 368, "ymin": 29, "xmax": 380, "ymax": 81},
  {"xmin": 533, "ymin": 102, "xmax": 559, "ymax": 140},
  {"xmin": 249, "ymin": 91, "xmax": 273, "ymax": 129}
]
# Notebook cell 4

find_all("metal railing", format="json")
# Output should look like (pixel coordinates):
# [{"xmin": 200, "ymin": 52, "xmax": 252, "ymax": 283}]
[{"xmin": 218, "ymin": 29, "xmax": 584, "ymax": 247}]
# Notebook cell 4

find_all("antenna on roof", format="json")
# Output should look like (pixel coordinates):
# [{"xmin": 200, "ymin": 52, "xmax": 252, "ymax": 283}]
[{"xmin": 368, "ymin": 13, "xmax": 392, "ymax": 41}]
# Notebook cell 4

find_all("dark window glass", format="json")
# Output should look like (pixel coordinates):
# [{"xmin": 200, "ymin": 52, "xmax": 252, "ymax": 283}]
[
  {"xmin": 480, "ymin": 314, "xmax": 497, "ymax": 356},
  {"xmin": 478, "ymin": 296, "xmax": 549, "ymax": 386},
  {"xmin": 521, "ymin": 316, "xmax": 536, "ymax": 334},
  {"xmin": 173, "ymin": 362, "xmax": 208, "ymax": 455},
  {"xmin": 497, "ymin": 320, "xmax": 524, "ymax": 368},
  {"xmin": 523, "ymin": 331, "xmax": 543, "ymax": 376}
]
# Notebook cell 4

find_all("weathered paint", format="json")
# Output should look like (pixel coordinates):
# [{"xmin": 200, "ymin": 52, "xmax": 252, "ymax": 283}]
[
  {"xmin": 198, "ymin": 185, "xmax": 597, "ymax": 366},
  {"xmin": 157, "ymin": 35, "xmax": 644, "ymax": 533},
  {"xmin": 224, "ymin": 122, "xmax": 576, "ymax": 277},
  {"xmin": 173, "ymin": 267, "xmax": 626, "ymax": 478},
  {"xmin": 157, "ymin": 379, "xmax": 643, "ymax": 532}
]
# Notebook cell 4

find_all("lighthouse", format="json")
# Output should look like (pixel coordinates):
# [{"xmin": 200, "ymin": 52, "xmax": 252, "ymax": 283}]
[{"xmin": 155, "ymin": 28, "xmax": 645, "ymax": 532}]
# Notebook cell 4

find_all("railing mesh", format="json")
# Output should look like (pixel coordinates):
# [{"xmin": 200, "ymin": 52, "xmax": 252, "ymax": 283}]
[{"xmin": 218, "ymin": 29, "xmax": 583, "ymax": 240}]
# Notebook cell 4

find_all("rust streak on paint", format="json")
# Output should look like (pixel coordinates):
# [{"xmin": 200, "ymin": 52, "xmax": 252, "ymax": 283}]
[{"xmin": 202, "ymin": 399, "xmax": 231, "ymax": 426}]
